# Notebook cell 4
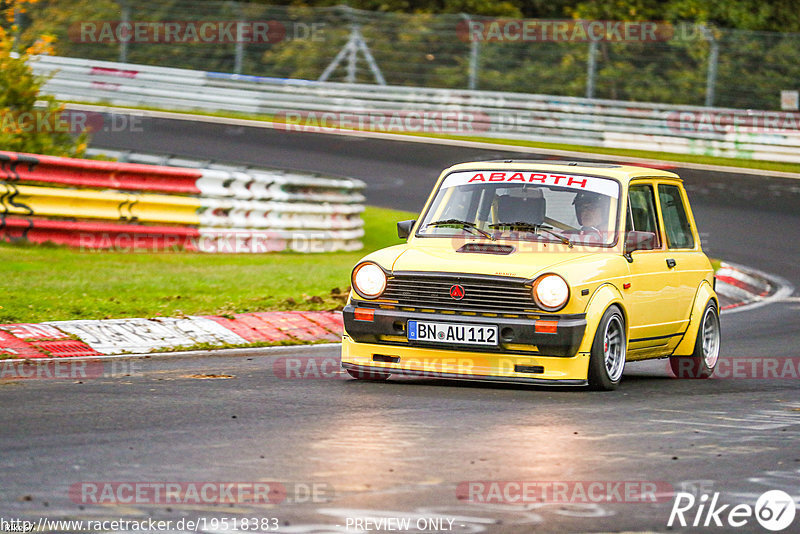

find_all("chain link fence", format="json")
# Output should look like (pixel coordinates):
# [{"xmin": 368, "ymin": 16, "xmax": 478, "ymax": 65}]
[{"xmin": 19, "ymin": 1, "xmax": 800, "ymax": 110}]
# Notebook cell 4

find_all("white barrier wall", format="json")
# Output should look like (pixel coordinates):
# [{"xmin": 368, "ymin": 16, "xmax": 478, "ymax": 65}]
[{"xmin": 34, "ymin": 54, "xmax": 800, "ymax": 163}]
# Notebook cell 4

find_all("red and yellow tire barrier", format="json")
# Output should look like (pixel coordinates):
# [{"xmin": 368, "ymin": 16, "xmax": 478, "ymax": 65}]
[
  {"xmin": 0, "ymin": 150, "xmax": 365, "ymax": 252},
  {"xmin": 0, "ymin": 216, "xmax": 200, "ymax": 250},
  {"xmin": 0, "ymin": 151, "xmax": 202, "ymax": 194},
  {"xmin": 0, "ymin": 183, "xmax": 201, "ymax": 224}
]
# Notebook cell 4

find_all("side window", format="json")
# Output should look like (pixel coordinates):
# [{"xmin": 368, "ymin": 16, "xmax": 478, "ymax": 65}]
[
  {"xmin": 627, "ymin": 184, "xmax": 661, "ymax": 248},
  {"xmin": 658, "ymin": 184, "xmax": 695, "ymax": 249}
]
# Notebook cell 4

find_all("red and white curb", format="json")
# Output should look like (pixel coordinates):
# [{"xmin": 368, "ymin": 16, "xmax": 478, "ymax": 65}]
[
  {"xmin": 716, "ymin": 261, "xmax": 795, "ymax": 313},
  {"xmin": 0, "ymin": 311, "xmax": 343, "ymax": 359}
]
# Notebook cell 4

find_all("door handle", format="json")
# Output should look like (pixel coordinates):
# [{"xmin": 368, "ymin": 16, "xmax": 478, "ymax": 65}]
[{"xmin": 666, "ymin": 258, "xmax": 677, "ymax": 268}]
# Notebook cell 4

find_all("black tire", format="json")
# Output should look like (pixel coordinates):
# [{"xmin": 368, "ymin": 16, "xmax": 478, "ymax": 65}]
[
  {"xmin": 587, "ymin": 306, "xmax": 626, "ymax": 391},
  {"xmin": 346, "ymin": 368, "xmax": 390, "ymax": 381},
  {"xmin": 670, "ymin": 302, "xmax": 720, "ymax": 379}
]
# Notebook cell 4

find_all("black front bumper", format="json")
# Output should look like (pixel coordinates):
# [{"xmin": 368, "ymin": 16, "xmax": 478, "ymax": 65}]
[{"xmin": 343, "ymin": 302, "xmax": 587, "ymax": 358}]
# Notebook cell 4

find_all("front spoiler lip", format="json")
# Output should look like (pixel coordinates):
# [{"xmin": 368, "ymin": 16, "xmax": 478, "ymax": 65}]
[
  {"xmin": 343, "ymin": 302, "xmax": 587, "ymax": 357},
  {"xmin": 342, "ymin": 362, "xmax": 588, "ymax": 387}
]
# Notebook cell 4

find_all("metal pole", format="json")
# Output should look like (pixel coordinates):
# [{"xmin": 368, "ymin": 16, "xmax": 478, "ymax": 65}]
[
  {"xmin": 586, "ymin": 40, "xmax": 598, "ymax": 99},
  {"xmin": 461, "ymin": 14, "xmax": 479, "ymax": 90},
  {"xmin": 235, "ymin": 24, "xmax": 244, "ymax": 74},
  {"xmin": 354, "ymin": 27, "xmax": 386, "ymax": 85},
  {"xmin": 469, "ymin": 37, "xmax": 479, "ymax": 90},
  {"xmin": 346, "ymin": 25, "xmax": 358, "ymax": 83},
  {"xmin": 232, "ymin": 2, "xmax": 244, "ymax": 75},
  {"xmin": 319, "ymin": 37, "xmax": 352, "ymax": 82},
  {"xmin": 704, "ymin": 28, "xmax": 719, "ymax": 107},
  {"xmin": 119, "ymin": 1, "xmax": 130, "ymax": 63},
  {"xmin": 319, "ymin": 12, "xmax": 385, "ymax": 84}
]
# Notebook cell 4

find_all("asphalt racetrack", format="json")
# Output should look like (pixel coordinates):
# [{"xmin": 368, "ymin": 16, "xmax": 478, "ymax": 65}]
[{"xmin": 2, "ymin": 114, "xmax": 799, "ymax": 533}]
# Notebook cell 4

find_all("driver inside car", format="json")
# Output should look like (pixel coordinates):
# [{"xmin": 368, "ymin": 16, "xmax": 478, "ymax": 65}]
[{"xmin": 573, "ymin": 191, "xmax": 608, "ymax": 244}]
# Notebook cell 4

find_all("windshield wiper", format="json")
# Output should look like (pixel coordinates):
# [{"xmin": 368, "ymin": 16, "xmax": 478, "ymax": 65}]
[
  {"xmin": 489, "ymin": 221, "xmax": 573, "ymax": 248},
  {"xmin": 427, "ymin": 219, "xmax": 495, "ymax": 240}
]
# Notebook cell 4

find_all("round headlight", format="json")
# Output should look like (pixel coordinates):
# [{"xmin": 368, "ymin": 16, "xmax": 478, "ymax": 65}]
[
  {"xmin": 352, "ymin": 262, "xmax": 387, "ymax": 299},
  {"xmin": 532, "ymin": 274, "xmax": 569, "ymax": 311}
]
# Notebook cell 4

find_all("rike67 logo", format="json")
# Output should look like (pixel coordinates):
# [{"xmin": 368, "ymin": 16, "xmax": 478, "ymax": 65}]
[{"xmin": 668, "ymin": 490, "xmax": 796, "ymax": 531}]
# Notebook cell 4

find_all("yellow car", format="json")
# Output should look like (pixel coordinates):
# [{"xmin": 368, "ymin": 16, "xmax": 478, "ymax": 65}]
[{"xmin": 341, "ymin": 161, "xmax": 720, "ymax": 390}]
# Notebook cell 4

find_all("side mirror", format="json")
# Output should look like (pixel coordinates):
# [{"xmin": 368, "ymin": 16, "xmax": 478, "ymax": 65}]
[
  {"xmin": 397, "ymin": 219, "xmax": 417, "ymax": 239},
  {"xmin": 624, "ymin": 231, "xmax": 656, "ymax": 261}
]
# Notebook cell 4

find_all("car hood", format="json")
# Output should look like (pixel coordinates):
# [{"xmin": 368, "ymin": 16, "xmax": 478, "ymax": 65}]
[{"xmin": 391, "ymin": 241, "xmax": 595, "ymax": 280}]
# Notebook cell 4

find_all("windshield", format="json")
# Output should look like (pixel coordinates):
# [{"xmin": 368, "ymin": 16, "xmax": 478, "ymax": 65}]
[{"xmin": 418, "ymin": 170, "xmax": 621, "ymax": 246}]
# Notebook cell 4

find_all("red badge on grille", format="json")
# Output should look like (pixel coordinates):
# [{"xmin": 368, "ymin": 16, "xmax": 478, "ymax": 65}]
[{"xmin": 450, "ymin": 284, "xmax": 465, "ymax": 300}]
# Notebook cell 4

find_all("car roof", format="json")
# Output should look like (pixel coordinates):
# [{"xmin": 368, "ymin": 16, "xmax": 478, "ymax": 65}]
[{"xmin": 443, "ymin": 160, "xmax": 682, "ymax": 184}]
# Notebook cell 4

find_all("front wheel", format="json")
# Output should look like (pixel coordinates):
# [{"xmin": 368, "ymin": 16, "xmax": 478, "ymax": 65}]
[
  {"xmin": 346, "ymin": 368, "xmax": 390, "ymax": 381},
  {"xmin": 670, "ymin": 302, "xmax": 720, "ymax": 379},
  {"xmin": 587, "ymin": 306, "xmax": 626, "ymax": 390}
]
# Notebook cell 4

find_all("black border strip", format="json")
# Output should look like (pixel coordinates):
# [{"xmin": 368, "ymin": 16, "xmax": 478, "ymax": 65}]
[{"xmin": 342, "ymin": 362, "xmax": 588, "ymax": 387}]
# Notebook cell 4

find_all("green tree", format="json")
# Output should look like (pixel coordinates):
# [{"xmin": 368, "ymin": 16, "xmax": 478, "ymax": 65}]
[
  {"xmin": 1, "ymin": 1, "xmax": 89, "ymax": 156},
  {"xmin": 18, "ymin": 0, "xmax": 122, "ymax": 62},
  {"xmin": 570, "ymin": 0, "xmax": 800, "ymax": 32}
]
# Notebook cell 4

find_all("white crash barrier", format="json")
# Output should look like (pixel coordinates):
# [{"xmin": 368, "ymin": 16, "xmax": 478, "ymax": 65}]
[{"xmin": 36, "ymin": 54, "xmax": 800, "ymax": 163}]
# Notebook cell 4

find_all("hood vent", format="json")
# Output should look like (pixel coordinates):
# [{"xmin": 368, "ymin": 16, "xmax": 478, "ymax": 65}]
[{"xmin": 457, "ymin": 243, "xmax": 515, "ymax": 255}]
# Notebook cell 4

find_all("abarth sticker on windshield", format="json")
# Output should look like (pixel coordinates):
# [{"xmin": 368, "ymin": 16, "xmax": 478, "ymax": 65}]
[{"xmin": 441, "ymin": 170, "xmax": 620, "ymax": 198}]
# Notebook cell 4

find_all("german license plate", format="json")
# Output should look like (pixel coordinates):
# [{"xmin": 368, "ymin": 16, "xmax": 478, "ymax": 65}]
[{"xmin": 407, "ymin": 320, "xmax": 498, "ymax": 346}]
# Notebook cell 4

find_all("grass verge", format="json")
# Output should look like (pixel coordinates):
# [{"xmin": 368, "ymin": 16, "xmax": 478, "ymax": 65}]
[
  {"xmin": 0, "ymin": 204, "xmax": 725, "ymax": 325},
  {"xmin": 0, "ymin": 206, "xmax": 415, "ymax": 324}
]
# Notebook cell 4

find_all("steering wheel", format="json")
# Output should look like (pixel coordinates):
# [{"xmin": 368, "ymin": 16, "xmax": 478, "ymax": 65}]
[{"xmin": 579, "ymin": 226, "xmax": 604, "ymax": 245}]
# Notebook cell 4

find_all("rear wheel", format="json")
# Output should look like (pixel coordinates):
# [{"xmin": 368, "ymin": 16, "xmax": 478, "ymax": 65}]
[
  {"xmin": 587, "ymin": 306, "xmax": 626, "ymax": 390},
  {"xmin": 346, "ymin": 368, "xmax": 390, "ymax": 381},
  {"xmin": 670, "ymin": 302, "xmax": 720, "ymax": 379}
]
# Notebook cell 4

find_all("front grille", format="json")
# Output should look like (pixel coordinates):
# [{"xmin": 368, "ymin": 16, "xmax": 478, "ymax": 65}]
[{"xmin": 382, "ymin": 273, "xmax": 537, "ymax": 314}]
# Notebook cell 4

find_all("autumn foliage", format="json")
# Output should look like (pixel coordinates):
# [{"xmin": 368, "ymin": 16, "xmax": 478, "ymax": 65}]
[{"xmin": 1, "ymin": 0, "xmax": 88, "ymax": 157}]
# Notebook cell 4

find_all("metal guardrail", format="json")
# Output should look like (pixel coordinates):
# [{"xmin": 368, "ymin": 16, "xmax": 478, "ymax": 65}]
[
  {"xmin": 31, "ymin": 54, "xmax": 800, "ymax": 163},
  {"xmin": 0, "ymin": 150, "xmax": 365, "ymax": 253}
]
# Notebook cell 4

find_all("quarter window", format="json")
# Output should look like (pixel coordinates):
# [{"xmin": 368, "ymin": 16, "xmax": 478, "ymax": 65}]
[{"xmin": 658, "ymin": 185, "xmax": 695, "ymax": 249}]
